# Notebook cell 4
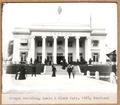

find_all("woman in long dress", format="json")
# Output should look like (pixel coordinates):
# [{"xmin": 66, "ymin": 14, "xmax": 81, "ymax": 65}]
[
  {"xmin": 52, "ymin": 64, "xmax": 56, "ymax": 77},
  {"xmin": 18, "ymin": 64, "xmax": 26, "ymax": 80}
]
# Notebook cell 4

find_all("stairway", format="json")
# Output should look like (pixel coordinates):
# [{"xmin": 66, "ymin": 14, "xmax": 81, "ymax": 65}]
[
  {"xmin": 55, "ymin": 65, "xmax": 68, "ymax": 75},
  {"xmin": 74, "ymin": 65, "xmax": 81, "ymax": 75},
  {"xmin": 43, "ymin": 65, "xmax": 81, "ymax": 75},
  {"xmin": 43, "ymin": 65, "xmax": 52, "ymax": 75}
]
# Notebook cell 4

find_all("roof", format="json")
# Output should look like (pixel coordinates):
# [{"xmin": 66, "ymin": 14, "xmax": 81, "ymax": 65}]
[
  {"xmin": 12, "ymin": 25, "xmax": 106, "ymax": 36},
  {"xmin": 13, "ymin": 28, "xmax": 30, "ymax": 34},
  {"xmin": 91, "ymin": 29, "xmax": 107, "ymax": 36}
]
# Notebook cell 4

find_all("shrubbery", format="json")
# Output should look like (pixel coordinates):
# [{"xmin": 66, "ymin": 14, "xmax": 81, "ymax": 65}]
[
  {"xmin": 79, "ymin": 64, "xmax": 115, "ymax": 76},
  {"xmin": 6, "ymin": 64, "xmax": 44, "ymax": 74}
]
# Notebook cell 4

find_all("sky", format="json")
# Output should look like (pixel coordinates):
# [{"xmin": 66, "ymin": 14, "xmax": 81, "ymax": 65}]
[{"xmin": 2, "ymin": 3, "xmax": 117, "ymax": 59}]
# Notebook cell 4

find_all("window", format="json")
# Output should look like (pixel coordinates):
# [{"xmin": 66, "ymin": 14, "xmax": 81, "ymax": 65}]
[
  {"xmin": 47, "ymin": 53, "xmax": 53, "ymax": 62},
  {"xmin": 92, "ymin": 40, "xmax": 99, "ymax": 47},
  {"xmin": 57, "ymin": 53, "xmax": 63, "ymax": 56},
  {"xmin": 20, "ymin": 52, "xmax": 28, "ymax": 62},
  {"xmin": 37, "ymin": 53, "xmax": 42, "ymax": 63},
  {"xmin": 79, "ymin": 53, "xmax": 84, "ymax": 62},
  {"xmin": 57, "ymin": 40, "xmax": 63, "ymax": 45},
  {"xmin": 80, "ymin": 53, "xmax": 83, "ymax": 56},
  {"xmin": 79, "ymin": 41, "xmax": 83, "ymax": 47},
  {"xmin": 92, "ymin": 53, "xmax": 99, "ymax": 62},
  {"xmin": 37, "ymin": 41, "xmax": 42, "ymax": 47},
  {"xmin": 20, "ymin": 39, "xmax": 28, "ymax": 46},
  {"xmin": 68, "ymin": 53, "xmax": 73, "ymax": 63},
  {"xmin": 21, "ymin": 43, "xmax": 28, "ymax": 46},
  {"xmin": 68, "ymin": 41, "xmax": 73, "ymax": 47},
  {"xmin": 47, "ymin": 41, "xmax": 53, "ymax": 47}
]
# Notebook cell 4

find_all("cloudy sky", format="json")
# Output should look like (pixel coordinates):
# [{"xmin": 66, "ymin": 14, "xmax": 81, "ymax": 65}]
[{"xmin": 2, "ymin": 3, "xmax": 117, "ymax": 59}]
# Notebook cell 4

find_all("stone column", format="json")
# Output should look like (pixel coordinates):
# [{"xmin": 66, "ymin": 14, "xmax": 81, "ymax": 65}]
[
  {"xmin": 42, "ymin": 36, "xmax": 46, "ymax": 64},
  {"xmin": 13, "ymin": 38, "xmax": 20, "ymax": 64},
  {"xmin": 64, "ymin": 36, "xmax": 69, "ymax": 63},
  {"xmin": 110, "ymin": 72, "xmax": 116, "ymax": 84},
  {"xmin": 95, "ymin": 71, "xmax": 100, "ymax": 80},
  {"xmin": 53, "ymin": 36, "xmax": 57, "ymax": 64},
  {"xmin": 76, "ymin": 36, "xmax": 80, "ymax": 61},
  {"xmin": 87, "ymin": 71, "xmax": 90, "ymax": 78},
  {"xmin": 28, "ymin": 36, "xmax": 35, "ymax": 64},
  {"xmin": 85, "ymin": 36, "xmax": 91, "ymax": 63}
]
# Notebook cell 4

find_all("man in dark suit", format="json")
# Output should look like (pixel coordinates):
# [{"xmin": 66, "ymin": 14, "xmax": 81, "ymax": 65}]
[
  {"xmin": 52, "ymin": 64, "xmax": 57, "ymax": 77},
  {"xmin": 31, "ymin": 60, "xmax": 36, "ymax": 77},
  {"xmin": 67, "ymin": 64, "xmax": 72, "ymax": 79}
]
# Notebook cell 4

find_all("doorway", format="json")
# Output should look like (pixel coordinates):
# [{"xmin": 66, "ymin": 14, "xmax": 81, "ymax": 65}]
[
  {"xmin": 57, "ymin": 53, "xmax": 64, "ymax": 64},
  {"xmin": 20, "ymin": 52, "xmax": 27, "ymax": 63}
]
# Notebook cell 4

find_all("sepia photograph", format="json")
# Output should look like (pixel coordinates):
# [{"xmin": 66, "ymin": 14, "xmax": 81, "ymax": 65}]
[{"xmin": 2, "ymin": 3, "xmax": 117, "ymax": 104}]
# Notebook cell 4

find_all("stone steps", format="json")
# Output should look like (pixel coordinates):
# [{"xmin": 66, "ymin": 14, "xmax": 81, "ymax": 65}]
[
  {"xmin": 43, "ymin": 65, "xmax": 81, "ymax": 75},
  {"xmin": 74, "ymin": 65, "xmax": 81, "ymax": 74}
]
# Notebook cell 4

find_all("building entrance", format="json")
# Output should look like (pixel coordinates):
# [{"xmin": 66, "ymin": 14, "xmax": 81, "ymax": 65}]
[
  {"xmin": 57, "ymin": 53, "xmax": 64, "ymax": 64},
  {"xmin": 20, "ymin": 52, "xmax": 27, "ymax": 63}
]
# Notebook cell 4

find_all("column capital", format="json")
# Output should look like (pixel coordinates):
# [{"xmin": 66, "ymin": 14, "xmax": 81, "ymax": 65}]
[
  {"xmin": 42, "ymin": 35, "xmax": 46, "ymax": 39},
  {"xmin": 53, "ymin": 35, "xmax": 57, "ymax": 39},
  {"xmin": 75, "ymin": 36, "xmax": 80, "ymax": 39},
  {"xmin": 30, "ymin": 35, "xmax": 35, "ymax": 39},
  {"xmin": 64, "ymin": 35, "xmax": 69, "ymax": 39},
  {"xmin": 86, "ymin": 36, "xmax": 91, "ymax": 40}
]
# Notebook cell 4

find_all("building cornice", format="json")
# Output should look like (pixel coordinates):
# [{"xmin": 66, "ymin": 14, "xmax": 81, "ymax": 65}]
[
  {"xmin": 12, "ymin": 25, "xmax": 107, "ymax": 36},
  {"xmin": 13, "ymin": 28, "xmax": 30, "ymax": 35},
  {"xmin": 91, "ymin": 29, "xmax": 107, "ymax": 36},
  {"xmin": 29, "ymin": 25, "xmax": 92, "ymax": 32}
]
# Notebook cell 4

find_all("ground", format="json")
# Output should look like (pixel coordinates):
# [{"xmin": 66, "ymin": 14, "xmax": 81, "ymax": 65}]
[
  {"xmin": 2, "ymin": 74, "xmax": 117, "ymax": 93},
  {"xmin": 2, "ymin": 66, "xmax": 117, "ymax": 104}
]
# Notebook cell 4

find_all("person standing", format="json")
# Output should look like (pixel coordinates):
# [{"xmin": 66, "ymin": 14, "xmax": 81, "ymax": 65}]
[
  {"xmin": 30, "ymin": 58, "xmax": 33, "ymax": 64},
  {"xmin": 15, "ymin": 70, "xmax": 20, "ymax": 80},
  {"xmin": 31, "ymin": 60, "xmax": 36, "ymax": 77},
  {"xmin": 89, "ymin": 58, "xmax": 92, "ymax": 65},
  {"xmin": 18, "ymin": 63, "xmax": 26, "ymax": 80},
  {"xmin": 15, "ymin": 65, "xmax": 20, "ymax": 80},
  {"xmin": 62, "ymin": 58, "xmax": 67, "ymax": 70},
  {"xmin": 52, "ymin": 64, "xmax": 57, "ymax": 77},
  {"xmin": 71, "ymin": 65, "xmax": 76, "ymax": 78},
  {"xmin": 67, "ymin": 64, "xmax": 72, "ymax": 79},
  {"xmin": 36, "ymin": 62, "xmax": 42, "ymax": 74},
  {"xmin": 32, "ymin": 64, "xmax": 36, "ymax": 77}
]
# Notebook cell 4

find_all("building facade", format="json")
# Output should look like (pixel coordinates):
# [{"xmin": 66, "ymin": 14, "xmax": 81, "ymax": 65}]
[{"xmin": 12, "ymin": 25, "xmax": 107, "ymax": 64}]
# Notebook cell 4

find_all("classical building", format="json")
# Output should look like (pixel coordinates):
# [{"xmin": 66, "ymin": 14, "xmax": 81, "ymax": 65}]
[{"xmin": 12, "ymin": 25, "xmax": 107, "ymax": 64}]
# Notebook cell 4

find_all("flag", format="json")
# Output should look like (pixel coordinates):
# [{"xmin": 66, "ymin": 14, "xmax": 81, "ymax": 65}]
[{"xmin": 106, "ymin": 50, "xmax": 116, "ymax": 62}]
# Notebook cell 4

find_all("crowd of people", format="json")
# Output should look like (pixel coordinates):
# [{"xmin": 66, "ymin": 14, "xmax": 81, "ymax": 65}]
[
  {"xmin": 15, "ymin": 59, "xmax": 41, "ymax": 80},
  {"xmin": 14, "ymin": 56, "xmax": 93, "ymax": 80},
  {"xmin": 15, "ymin": 62, "xmax": 27, "ymax": 80},
  {"xmin": 15, "ymin": 59, "xmax": 77, "ymax": 80},
  {"xmin": 14, "ymin": 56, "xmax": 95, "ymax": 80}
]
